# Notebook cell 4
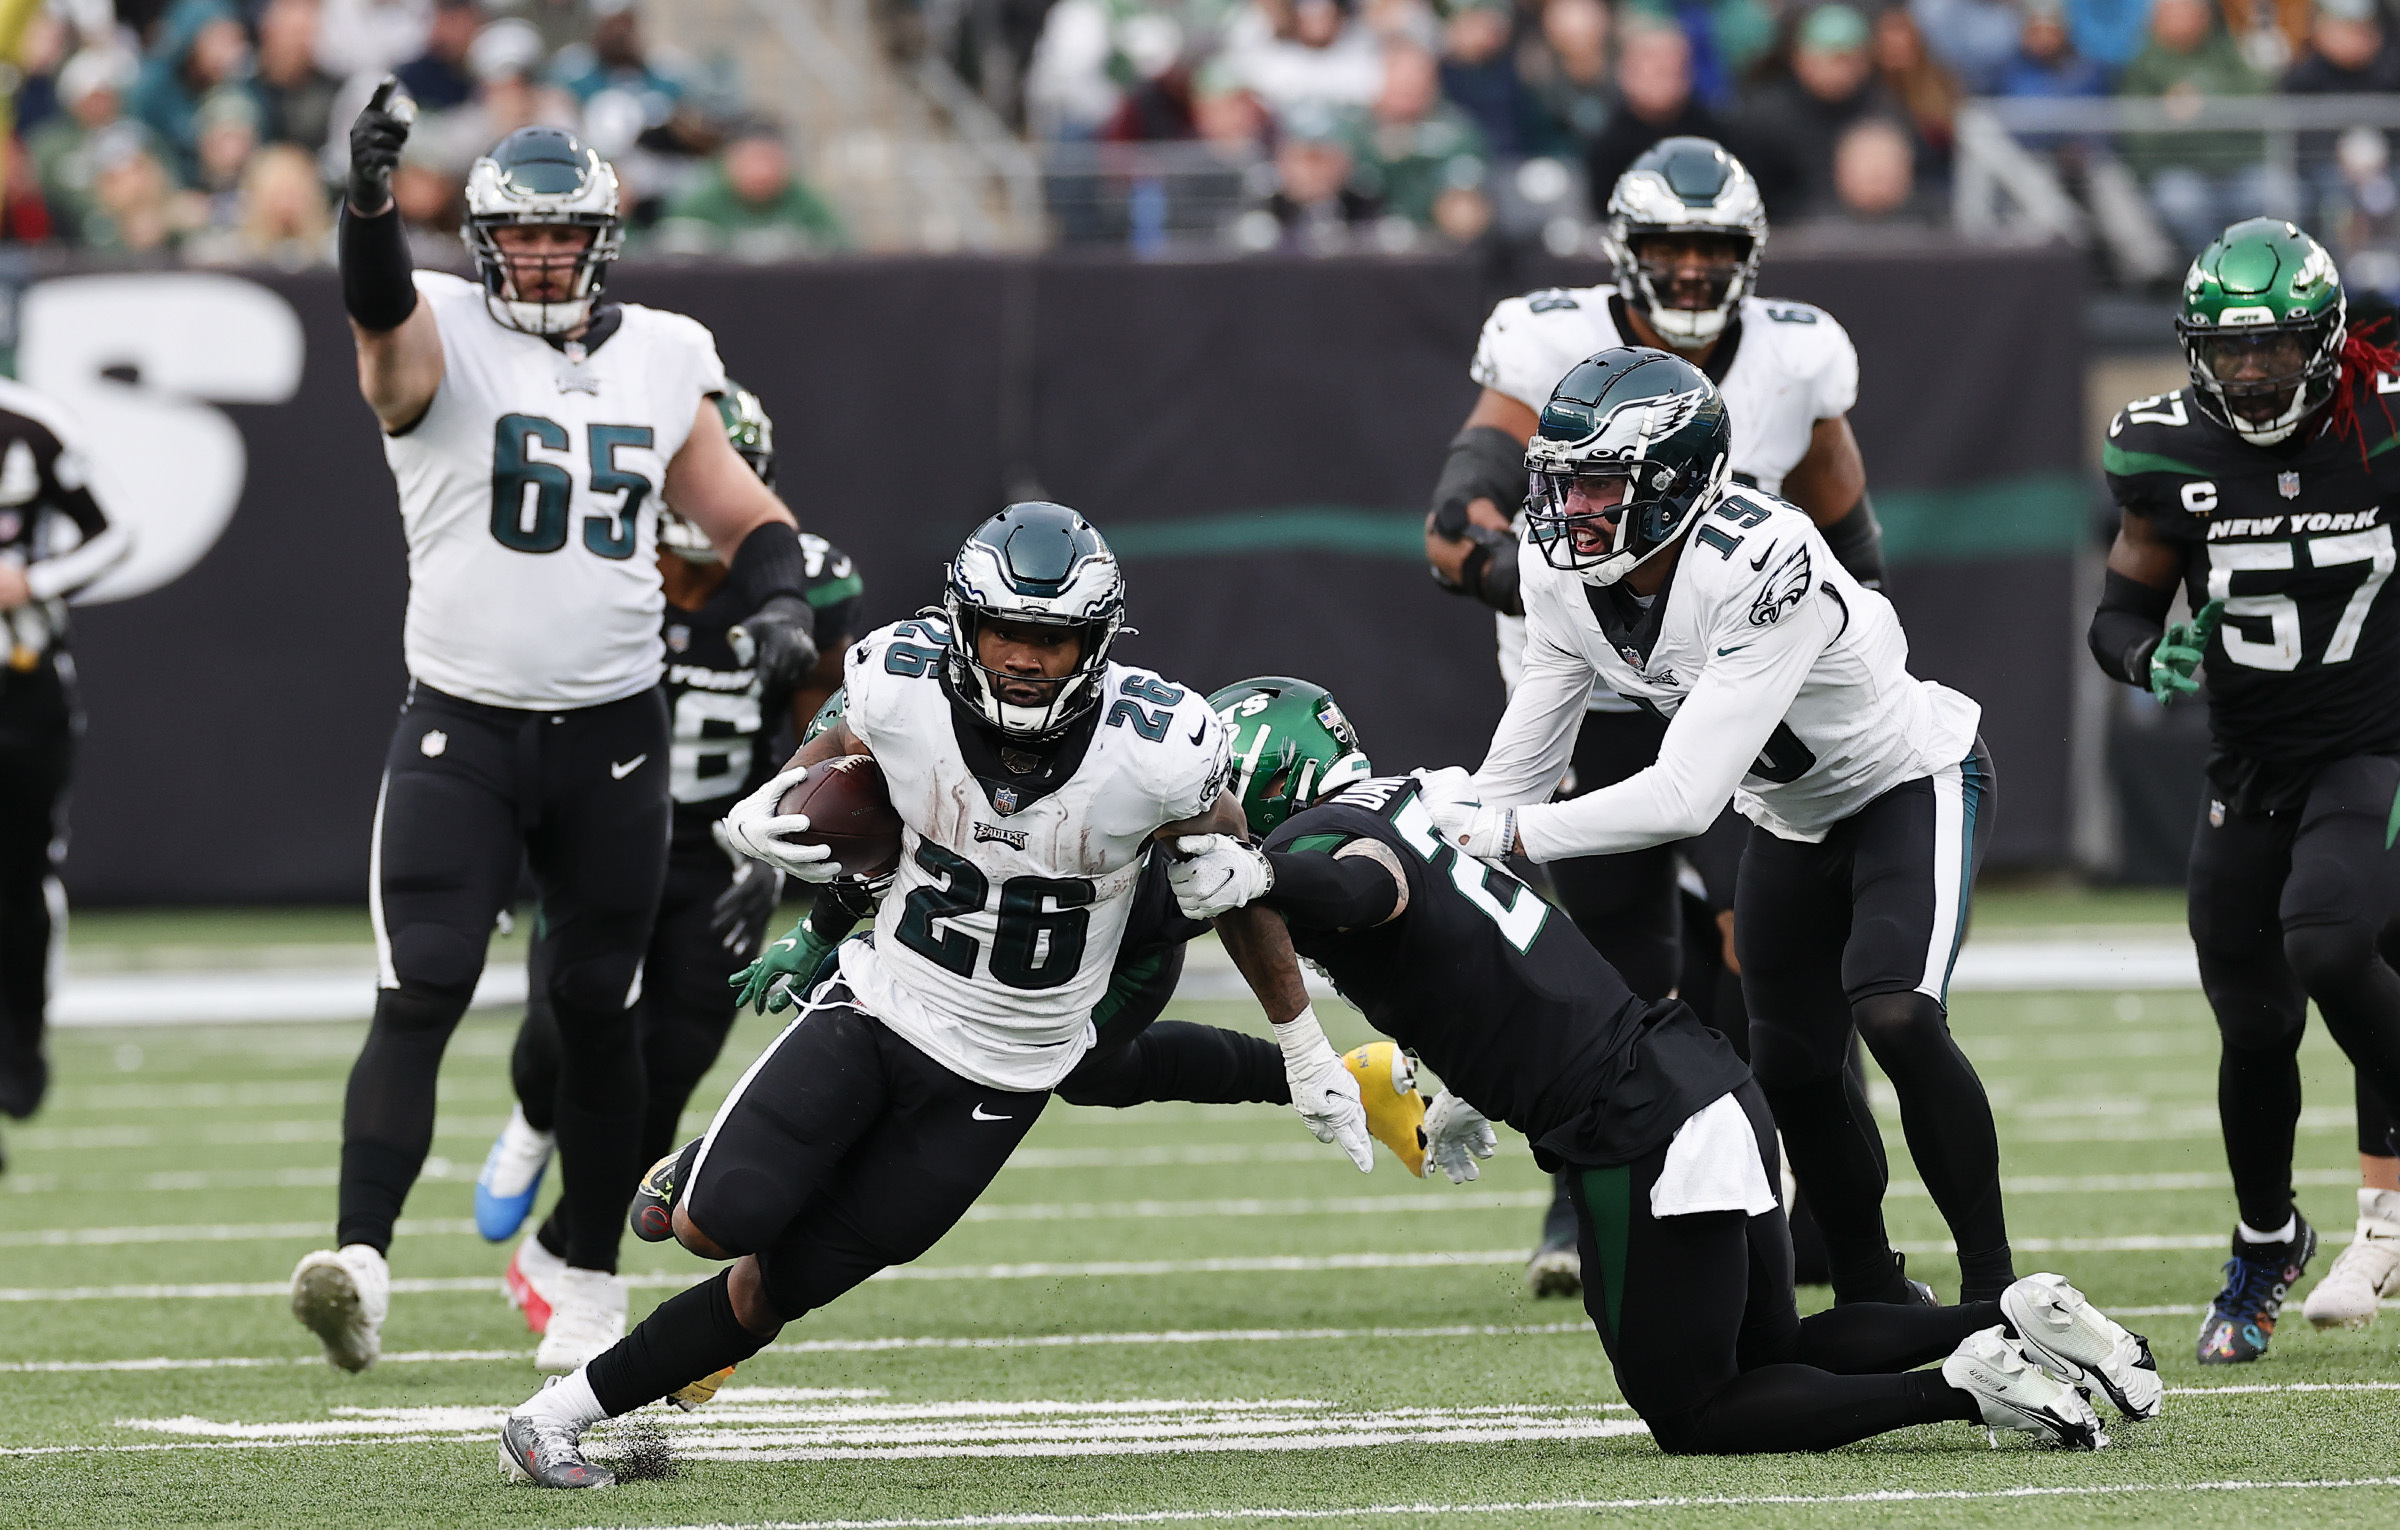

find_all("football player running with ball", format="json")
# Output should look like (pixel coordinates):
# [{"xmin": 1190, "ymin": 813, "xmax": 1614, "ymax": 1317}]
[
  {"xmin": 2090, "ymin": 218, "xmax": 2400, "ymax": 1364},
  {"xmin": 1423, "ymin": 347, "xmax": 2016, "ymax": 1309},
  {"xmin": 475, "ymin": 384, "xmax": 865, "ymax": 1351},
  {"xmin": 495, "ymin": 505, "xmax": 1371, "ymax": 1488},
  {"xmin": 291, "ymin": 86, "xmax": 820, "ymax": 1373},
  {"xmin": 1170, "ymin": 678, "xmax": 2159, "ymax": 1454},
  {"xmin": 1424, "ymin": 138, "xmax": 1887, "ymax": 1294}
]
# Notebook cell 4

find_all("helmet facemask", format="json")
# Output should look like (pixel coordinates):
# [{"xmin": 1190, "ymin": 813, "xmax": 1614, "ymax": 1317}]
[
  {"xmin": 940, "ymin": 506, "xmax": 1127, "ymax": 741},
  {"xmin": 1620, "ymin": 231, "xmax": 1758, "ymax": 347},
  {"xmin": 1604, "ymin": 138, "xmax": 1770, "ymax": 351},
  {"xmin": 2181, "ymin": 308, "xmax": 2345, "ymax": 446},
  {"xmin": 657, "ymin": 510, "xmax": 716, "ymax": 564},
  {"xmin": 941, "ymin": 602, "xmax": 1120, "ymax": 740},
  {"xmin": 1522, "ymin": 384, "xmax": 1732, "ymax": 587},
  {"xmin": 463, "ymin": 129, "xmax": 623, "ymax": 337}
]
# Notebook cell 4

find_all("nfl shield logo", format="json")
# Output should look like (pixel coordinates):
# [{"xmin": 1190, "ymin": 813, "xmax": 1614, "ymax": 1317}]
[
  {"xmin": 994, "ymin": 785, "xmax": 1020, "ymax": 816},
  {"xmin": 2278, "ymin": 471, "xmax": 2301, "ymax": 499},
  {"xmin": 665, "ymin": 625, "xmax": 690, "ymax": 653}
]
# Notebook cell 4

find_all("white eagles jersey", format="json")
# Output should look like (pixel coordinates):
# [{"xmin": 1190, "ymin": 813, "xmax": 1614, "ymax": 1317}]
[
  {"xmin": 1478, "ymin": 490, "xmax": 1977, "ymax": 853},
  {"xmin": 835, "ymin": 617, "xmax": 1232, "ymax": 1092},
  {"xmin": 385, "ymin": 271, "xmax": 729, "ymax": 710},
  {"xmin": 1471, "ymin": 286, "xmax": 1860, "ymax": 710}
]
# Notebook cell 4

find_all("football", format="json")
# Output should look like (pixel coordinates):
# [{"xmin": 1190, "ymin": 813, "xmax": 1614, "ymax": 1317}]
[{"xmin": 775, "ymin": 755, "xmax": 904, "ymax": 880}]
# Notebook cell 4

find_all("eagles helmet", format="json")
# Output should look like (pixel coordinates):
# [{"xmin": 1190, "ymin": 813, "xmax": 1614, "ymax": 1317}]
[
  {"xmin": 942, "ymin": 503, "xmax": 1126, "ymax": 739},
  {"xmin": 463, "ymin": 125, "xmax": 623, "ymax": 336},
  {"xmin": 1604, "ymin": 137, "xmax": 1769, "ymax": 349},
  {"xmin": 1207, "ymin": 676, "xmax": 1372, "ymax": 837},
  {"xmin": 1523, "ymin": 347, "xmax": 1732, "ymax": 587},
  {"xmin": 2177, "ymin": 218, "xmax": 2347, "ymax": 446},
  {"xmin": 660, "ymin": 384, "xmax": 774, "ymax": 563}
]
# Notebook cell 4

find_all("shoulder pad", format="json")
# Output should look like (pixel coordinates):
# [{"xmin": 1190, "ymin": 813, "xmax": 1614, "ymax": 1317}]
[{"xmin": 1684, "ymin": 494, "xmax": 1818, "ymax": 627}]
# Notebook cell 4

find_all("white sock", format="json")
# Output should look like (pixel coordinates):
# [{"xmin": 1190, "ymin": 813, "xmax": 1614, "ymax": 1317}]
[
  {"xmin": 519, "ymin": 1368, "xmax": 605, "ymax": 1429},
  {"xmin": 2237, "ymin": 1215, "xmax": 2298, "ymax": 1245}
]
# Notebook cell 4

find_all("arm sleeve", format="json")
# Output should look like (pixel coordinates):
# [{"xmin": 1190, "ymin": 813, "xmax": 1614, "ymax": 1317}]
[
  {"xmin": 21, "ymin": 424, "xmax": 130, "ymax": 602},
  {"xmin": 1515, "ymin": 598, "xmax": 1832, "ymax": 860},
  {"xmin": 1262, "ymin": 844, "xmax": 1403, "ymax": 930},
  {"xmin": 1470, "ymin": 598, "xmax": 1592, "ymax": 808},
  {"xmin": 2089, "ymin": 565, "xmax": 2176, "ymax": 685}
]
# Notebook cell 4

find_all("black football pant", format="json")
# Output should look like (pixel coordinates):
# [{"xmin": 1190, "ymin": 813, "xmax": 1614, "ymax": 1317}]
[
  {"xmin": 1738, "ymin": 742, "xmax": 2012, "ymax": 1304},
  {"xmin": 2190, "ymin": 754, "xmax": 2400, "ymax": 1233},
  {"xmin": 1567, "ymin": 1081, "xmax": 1989, "ymax": 1452},
  {"xmin": 513, "ymin": 840, "xmax": 776, "ymax": 1258},
  {"xmin": 339, "ymin": 683, "xmax": 668, "ymax": 1273},
  {"xmin": 0, "ymin": 658, "xmax": 73, "ymax": 1123},
  {"xmin": 1053, "ymin": 942, "xmax": 1289, "ymax": 1109}
]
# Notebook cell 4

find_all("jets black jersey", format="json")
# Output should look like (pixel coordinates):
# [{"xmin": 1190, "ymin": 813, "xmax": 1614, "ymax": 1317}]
[
  {"xmin": 1263, "ymin": 775, "xmax": 1748, "ymax": 1167},
  {"xmin": 0, "ymin": 378, "xmax": 128, "ymax": 666},
  {"xmin": 2105, "ymin": 373, "xmax": 2400, "ymax": 775},
  {"xmin": 664, "ymin": 534, "xmax": 862, "ymax": 849}
]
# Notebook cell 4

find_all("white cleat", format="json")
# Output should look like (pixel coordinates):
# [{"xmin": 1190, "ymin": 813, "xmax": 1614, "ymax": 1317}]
[
  {"xmin": 505, "ymin": 1232, "xmax": 569, "ymax": 1336},
  {"xmin": 2304, "ymin": 1189, "xmax": 2400, "ymax": 1330},
  {"xmin": 290, "ymin": 1244, "xmax": 390, "ymax": 1373},
  {"xmin": 533, "ymin": 1266, "xmax": 628, "ymax": 1373},
  {"xmin": 1526, "ymin": 1244, "xmax": 1582, "ymax": 1299},
  {"xmin": 2001, "ymin": 1272, "xmax": 2163, "ymax": 1421},
  {"xmin": 1942, "ymin": 1325, "xmax": 2109, "ymax": 1449}
]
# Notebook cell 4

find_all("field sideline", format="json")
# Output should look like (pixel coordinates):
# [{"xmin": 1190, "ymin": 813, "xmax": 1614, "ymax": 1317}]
[{"xmin": 5, "ymin": 891, "xmax": 2400, "ymax": 1528}]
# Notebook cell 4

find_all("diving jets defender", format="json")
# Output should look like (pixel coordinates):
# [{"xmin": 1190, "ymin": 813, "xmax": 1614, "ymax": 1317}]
[
  {"xmin": 1422, "ymin": 347, "xmax": 2017, "ymax": 1310},
  {"xmin": 290, "ymin": 86, "xmax": 818, "ymax": 1376},
  {"xmin": 494, "ymin": 506, "xmax": 1376, "ymax": 1489},
  {"xmin": 2090, "ymin": 218, "xmax": 2400, "ymax": 1363},
  {"xmin": 1167, "ymin": 677, "xmax": 2159, "ymax": 1455},
  {"xmin": 1422, "ymin": 136, "xmax": 1888, "ymax": 1294}
]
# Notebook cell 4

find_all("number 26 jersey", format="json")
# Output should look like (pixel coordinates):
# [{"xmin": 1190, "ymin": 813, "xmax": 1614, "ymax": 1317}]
[
  {"xmin": 383, "ymin": 271, "xmax": 729, "ymax": 710},
  {"xmin": 2105, "ymin": 373, "xmax": 2400, "ymax": 770},
  {"xmin": 836, "ymin": 618, "xmax": 1232, "ymax": 1092}
]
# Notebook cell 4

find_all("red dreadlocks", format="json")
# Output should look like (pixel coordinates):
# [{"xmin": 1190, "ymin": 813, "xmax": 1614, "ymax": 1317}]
[{"xmin": 2330, "ymin": 312, "xmax": 2400, "ymax": 460}]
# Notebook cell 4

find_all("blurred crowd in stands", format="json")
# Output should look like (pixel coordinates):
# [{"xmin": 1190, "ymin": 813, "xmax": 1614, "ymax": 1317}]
[
  {"xmin": 0, "ymin": 0, "xmax": 845, "ymax": 260},
  {"xmin": 1017, "ymin": 0, "xmax": 2400, "ymax": 261}
]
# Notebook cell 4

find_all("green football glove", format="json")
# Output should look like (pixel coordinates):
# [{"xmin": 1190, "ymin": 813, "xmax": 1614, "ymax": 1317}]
[
  {"xmin": 2148, "ymin": 599, "xmax": 2222, "ymax": 704},
  {"xmin": 730, "ymin": 918, "xmax": 840, "ymax": 1014}
]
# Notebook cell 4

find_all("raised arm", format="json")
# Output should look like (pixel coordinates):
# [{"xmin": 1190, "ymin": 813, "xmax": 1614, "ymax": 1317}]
[{"xmin": 340, "ymin": 79, "xmax": 445, "ymax": 434}]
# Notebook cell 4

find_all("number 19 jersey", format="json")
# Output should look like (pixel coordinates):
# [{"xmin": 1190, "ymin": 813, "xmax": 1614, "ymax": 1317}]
[
  {"xmin": 2104, "ymin": 372, "xmax": 2400, "ymax": 773},
  {"xmin": 836, "ymin": 618, "xmax": 1233, "ymax": 1092},
  {"xmin": 385, "ymin": 272, "xmax": 729, "ymax": 710}
]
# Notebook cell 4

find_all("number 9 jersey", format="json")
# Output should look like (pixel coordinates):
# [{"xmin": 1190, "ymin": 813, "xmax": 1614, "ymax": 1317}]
[
  {"xmin": 2104, "ymin": 371, "xmax": 2400, "ymax": 774},
  {"xmin": 834, "ymin": 616, "xmax": 1233, "ymax": 1092},
  {"xmin": 383, "ymin": 271, "xmax": 730, "ymax": 709}
]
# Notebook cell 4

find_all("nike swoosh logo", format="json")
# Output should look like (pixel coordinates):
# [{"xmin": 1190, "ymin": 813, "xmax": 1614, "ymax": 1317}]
[
  {"xmin": 1188, "ymin": 720, "xmax": 1208, "ymax": 746},
  {"xmin": 1716, "ymin": 643, "xmax": 1753, "ymax": 657},
  {"xmin": 971, "ymin": 1104, "xmax": 1014, "ymax": 1122},
  {"xmin": 771, "ymin": 938, "xmax": 797, "ymax": 953},
  {"xmin": 610, "ymin": 755, "xmax": 647, "ymax": 779},
  {"xmin": 1749, "ymin": 547, "xmax": 1773, "ymax": 570}
]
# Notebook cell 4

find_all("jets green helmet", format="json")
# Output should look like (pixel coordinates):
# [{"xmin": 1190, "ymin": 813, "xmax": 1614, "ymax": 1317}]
[
  {"xmin": 2177, "ymin": 218, "xmax": 2347, "ymax": 446},
  {"xmin": 660, "ymin": 383, "xmax": 775, "ymax": 563},
  {"xmin": 1604, "ymin": 137, "xmax": 1768, "ymax": 349},
  {"xmin": 1523, "ymin": 346, "xmax": 1732, "ymax": 587},
  {"xmin": 802, "ymin": 685, "xmax": 847, "ymax": 743},
  {"xmin": 463, "ymin": 125, "xmax": 623, "ymax": 337},
  {"xmin": 941, "ymin": 503, "xmax": 1126, "ymax": 739},
  {"xmin": 1206, "ymin": 676, "xmax": 1372, "ymax": 837}
]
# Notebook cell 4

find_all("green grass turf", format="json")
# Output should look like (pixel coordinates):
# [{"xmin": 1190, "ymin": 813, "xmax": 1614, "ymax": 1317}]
[{"xmin": 6, "ymin": 941, "xmax": 2399, "ymax": 1526}]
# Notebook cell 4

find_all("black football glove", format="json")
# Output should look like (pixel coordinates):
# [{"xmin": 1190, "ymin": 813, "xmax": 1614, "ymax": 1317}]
[
  {"xmin": 729, "ymin": 594, "xmax": 819, "ymax": 699},
  {"xmin": 348, "ymin": 76, "xmax": 416, "ymax": 214},
  {"xmin": 708, "ymin": 824, "xmax": 786, "ymax": 959}
]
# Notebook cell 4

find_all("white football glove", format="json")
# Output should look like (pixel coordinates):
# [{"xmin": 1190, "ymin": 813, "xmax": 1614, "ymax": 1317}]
[
  {"xmin": 1410, "ymin": 765, "xmax": 1480, "ymax": 815},
  {"xmin": 1422, "ymin": 1089, "xmax": 1498, "ymax": 1184},
  {"xmin": 1276, "ymin": 1006, "xmax": 1373, "ymax": 1172},
  {"xmin": 1427, "ymin": 800, "xmax": 1516, "ymax": 862},
  {"xmin": 719, "ymin": 765, "xmax": 843, "ymax": 882},
  {"xmin": 1167, "ymin": 833, "xmax": 1272, "ymax": 919}
]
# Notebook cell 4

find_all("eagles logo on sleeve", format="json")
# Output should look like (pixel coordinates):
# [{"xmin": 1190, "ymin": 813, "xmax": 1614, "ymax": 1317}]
[{"xmin": 1748, "ymin": 543, "xmax": 1813, "ymax": 628}]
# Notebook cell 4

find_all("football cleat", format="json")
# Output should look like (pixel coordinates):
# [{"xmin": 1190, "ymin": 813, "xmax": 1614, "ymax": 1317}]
[
  {"xmin": 2197, "ymin": 1216, "xmax": 2318, "ymax": 1364},
  {"xmin": 668, "ymin": 1365, "xmax": 736, "ymax": 1412},
  {"xmin": 500, "ymin": 1384, "xmax": 614, "ymax": 1490},
  {"xmin": 2304, "ymin": 1189, "xmax": 2400, "ymax": 1329},
  {"xmin": 506, "ymin": 1233, "xmax": 567, "ymax": 1336},
  {"xmin": 290, "ymin": 1244, "xmax": 389, "ymax": 1373},
  {"xmin": 2001, "ymin": 1272, "xmax": 2162, "ymax": 1421},
  {"xmin": 534, "ymin": 1266, "xmax": 629, "ymax": 1373},
  {"xmin": 1941, "ymin": 1326, "xmax": 2109, "ymax": 1449},
  {"xmin": 474, "ymin": 1105, "xmax": 555, "ymax": 1242},
  {"xmin": 1341, "ymin": 1042, "xmax": 1427, "ymax": 1177},
  {"xmin": 1526, "ymin": 1242, "xmax": 1582, "ymax": 1298},
  {"xmin": 630, "ymin": 1141, "xmax": 696, "ymax": 1243}
]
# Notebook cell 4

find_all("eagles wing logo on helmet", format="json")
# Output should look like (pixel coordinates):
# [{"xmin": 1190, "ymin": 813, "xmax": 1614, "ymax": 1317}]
[{"xmin": 463, "ymin": 126, "xmax": 624, "ymax": 337}]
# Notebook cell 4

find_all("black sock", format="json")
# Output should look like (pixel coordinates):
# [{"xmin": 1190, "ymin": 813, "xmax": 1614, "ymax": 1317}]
[
  {"xmin": 552, "ymin": 1094, "xmax": 641, "ymax": 1273},
  {"xmin": 1856, "ymin": 993, "xmax": 2010, "ymax": 1282},
  {"xmin": 1956, "ymin": 1244, "xmax": 2017, "ymax": 1303},
  {"xmin": 586, "ymin": 1268, "xmax": 771, "ymax": 1417},
  {"xmin": 536, "ymin": 1205, "xmax": 568, "ymax": 1261},
  {"xmin": 1763, "ymin": 1075, "xmax": 1899, "ymax": 1304},
  {"xmin": 2218, "ymin": 1039, "xmax": 2302, "ymax": 1233},
  {"xmin": 1655, "ymin": 1364, "xmax": 1979, "ymax": 1453},
  {"xmin": 336, "ymin": 985, "xmax": 471, "ymax": 1251},
  {"xmin": 1791, "ymin": 1298, "xmax": 2001, "ymax": 1373}
]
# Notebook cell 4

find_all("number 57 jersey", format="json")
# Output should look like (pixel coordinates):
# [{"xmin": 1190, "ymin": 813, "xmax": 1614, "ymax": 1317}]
[
  {"xmin": 835, "ymin": 618, "xmax": 1233, "ymax": 1091},
  {"xmin": 383, "ymin": 271, "xmax": 729, "ymax": 710},
  {"xmin": 2105, "ymin": 375, "xmax": 2400, "ymax": 769}
]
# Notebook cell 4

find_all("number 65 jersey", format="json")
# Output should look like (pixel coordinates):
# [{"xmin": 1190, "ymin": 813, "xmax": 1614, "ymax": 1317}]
[
  {"xmin": 2104, "ymin": 374, "xmax": 2400, "ymax": 774},
  {"xmin": 835, "ymin": 618, "xmax": 1232, "ymax": 1092},
  {"xmin": 384, "ymin": 271, "xmax": 729, "ymax": 710}
]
